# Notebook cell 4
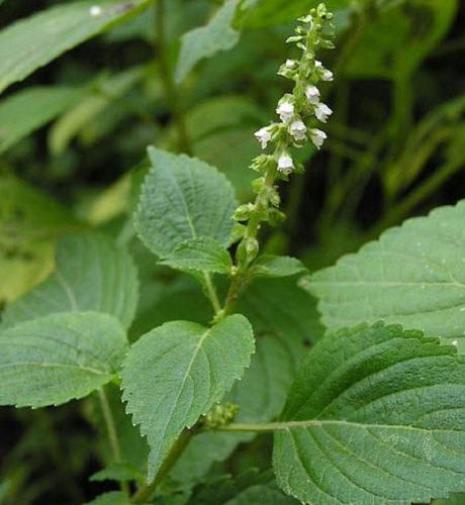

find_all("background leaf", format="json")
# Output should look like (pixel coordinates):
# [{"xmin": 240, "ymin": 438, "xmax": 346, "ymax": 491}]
[
  {"xmin": 0, "ymin": 0, "xmax": 151, "ymax": 94},
  {"xmin": 0, "ymin": 311, "xmax": 127, "ymax": 408},
  {"xmin": 121, "ymin": 314, "xmax": 254, "ymax": 479},
  {"xmin": 175, "ymin": 0, "xmax": 240, "ymax": 83},
  {"xmin": 2, "ymin": 233, "xmax": 139, "ymax": 329},
  {"xmin": 307, "ymin": 200, "xmax": 465, "ymax": 351},
  {"xmin": 274, "ymin": 323, "xmax": 465, "ymax": 505},
  {"xmin": 135, "ymin": 147, "xmax": 237, "ymax": 257},
  {"xmin": 0, "ymin": 86, "xmax": 83, "ymax": 154}
]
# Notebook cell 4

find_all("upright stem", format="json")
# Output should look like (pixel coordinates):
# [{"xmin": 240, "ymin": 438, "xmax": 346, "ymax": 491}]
[
  {"xmin": 203, "ymin": 271, "xmax": 222, "ymax": 316},
  {"xmin": 98, "ymin": 388, "xmax": 129, "ymax": 495},
  {"xmin": 155, "ymin": 0, "xmax": 192, "ymax": 154},
  {"xmin": 132, "ymin": 428, "xmax": 193, "ymax": 503}
]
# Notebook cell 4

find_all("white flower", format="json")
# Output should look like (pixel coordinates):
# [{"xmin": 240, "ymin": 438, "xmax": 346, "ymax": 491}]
[
  {"xmin": 289, "ymin": 119, "xmax": 307, "ymax": 141},
  {"xmin": 254, "ymin": 126, "xmax": 272, "ymax": 149},
  {"xmin": 277, "ymin": 153, "xmax": 294, "ymax": 174},
  {"xmin": 276, "ymin": 100, "xmax": 295, "ymax": 122},
  {"xmin": 321, "ymin": 68, "xmax": 334, "ymax": 81},
  {"xmin": 314, "ymin": 103, "xmax": 333, "ymax": 123},
  {"xmin": 305, "ymin": 85, "xmax": 320, "ymax": 104},
  {"xmin": 285, "ymin": 59, "xmax": 297, "ymax": 69},
  {"xmin": 310, "ymin": 128, "xmax": 327, "ymax": 149},
  {"xmin": 89, "ymin": 5, "xmax": 103, "ymax": 17},
  {"xmin": 315, "ymin": 60, "xmax": 333, "ymax": 81}
]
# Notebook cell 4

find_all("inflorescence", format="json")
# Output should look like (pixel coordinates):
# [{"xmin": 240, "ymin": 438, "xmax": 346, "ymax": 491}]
[{"xmin": 233, "ymin": 4, "xmax": 335, "ymax": 266}]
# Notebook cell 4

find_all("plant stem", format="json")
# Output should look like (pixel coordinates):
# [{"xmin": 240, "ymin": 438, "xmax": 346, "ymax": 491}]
[
  {"xmin": 132, "ymin": 428, "xmax": 193, "ymax": 503},
  {"xmin": 98, "ymin": 388, "xmax": 129, "ymax": 496},
  {"xmin": 203, "ymin": 271, "xmax": 222, "ymax": 316},
  {"xmin": 155, "ymin": 0, "xmax": 192, "ymax": 154}
]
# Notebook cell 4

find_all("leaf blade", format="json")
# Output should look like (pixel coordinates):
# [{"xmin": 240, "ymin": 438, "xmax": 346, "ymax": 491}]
[
  {"xmin": 0, "ymin": 311, "xmax": 127, "ymax": 408},
  {"xmin": 307, "ymin": 200, "xmax": 465, "ymax": 350},
  {"xmin": 121, "ymin": 314, "xmax": 254, "ymax": 479},
  {"xmin": 2, "ymin": 233, "xmax": 139, "ymax": 329},
  {"xmin": 175, "ymin": 0, "xmax": 240, "ymax": 83},
  {"xmin": 0, "ymin": 0, "xmax": 150, "ymax": 94},
  {"xmin": 135, "ymin": 147, "xmax": 237, "ymax": 258},
  {"xmin": 273, "ymin": 323, "xmax": 465, "ymax": 505}
]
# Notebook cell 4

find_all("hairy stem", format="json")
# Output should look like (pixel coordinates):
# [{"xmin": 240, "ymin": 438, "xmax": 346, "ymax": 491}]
[
  {"xmin": 98, "ymin": 388, "xmax": 129, "ymax": 495},
  {"xmin": 132, "ymin": 428, "xmax": 193, "ymax": 503}
]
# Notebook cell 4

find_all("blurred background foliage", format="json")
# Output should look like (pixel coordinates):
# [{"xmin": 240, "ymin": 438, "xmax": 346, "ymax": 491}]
[{"xmin": 1, "ymin": 0, "xmax": 465, "ymax": 503}]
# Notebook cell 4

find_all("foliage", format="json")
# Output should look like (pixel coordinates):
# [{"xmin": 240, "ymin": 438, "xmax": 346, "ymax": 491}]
[{"xmin": 1, "ymin": 0, "xmax": 465, "ymax": 504}]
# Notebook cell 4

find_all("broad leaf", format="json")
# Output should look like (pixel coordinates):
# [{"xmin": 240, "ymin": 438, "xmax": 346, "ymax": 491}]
[
  {"xmin": 135, "ymin": 147, "xmax": 237, "ymax": 257},
  {"xmin": 225, "ymin": 484, "xmax": 299, "ymax": 504},
  {"xmin": 161, "ymin": 237, "xmax": 232, "ymax": 274},
  {"xmin": 0, "ymin": 312, "xmax": 127, "ymax": 408},
  {"xmin": 274, "ymin": 323, "xmax": 465, "ymax": 505},
  {"xmin": 0, "ymin": 0, "xmax": 151, "ymax": 94},
  {"xmin": 307, "ymin": 200, "xmax": 465, "ymax": 350},
  {"xmin": 0, "ymin": 175, "xmax": 82, "ymax": 301},
  {"xmin": 251, "ymin": 255, "xmax": 307, "ymax": 278},
  {"xmin": 0, "ymin": 86, "xmax": 83, "ymax": 153},
  {"xmin": 175, "ymin": 0, "xmax": 240, "ymax": 83},
  {"xmin": 2, "ymin": 233, "xmax": 138, "ymax": 329},
  {"xmin": 121, "ymin": 314, "xmax": 254, "ymax": 480}
]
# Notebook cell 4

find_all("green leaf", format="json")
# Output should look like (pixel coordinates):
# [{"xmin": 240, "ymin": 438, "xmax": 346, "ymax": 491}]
[
  {"xmin": 121, "ymin": 314, "xmax": 254, "ymax": 480},
  {"xmin": 344, "ymin": 0, "xmax": 457, "ymax": 80},
  {"xmin": 84, "ymin": 491, "xmax": 131, "ymax": 505},
  {"xmin": 0, "ymin": 311, "xmax": 127, "ymax": 408},
  {"xmin": 251, "ymin": 255, "xmax": 307, "ymax": 278},
  {"xmin": 434, "ymin": 495, "xmax": 465, "ymax": 505},
  {"xmin": 307, "ymin": 200, "xmax": 465, "ymax": 350},
  {"xmin": 2, "ymin": 233, "xmax": 138, "ymax": 330},
  {"xmin": 175, "ymin": 0, "xmax": 240, "ymax": 83},
  {"xmin": 48, "ymin": 67, "xmax": 143, "ymax": 155},
  {"xmin": 90, "ymin": 462, "xmax": 142, "ymax": 482},
  {"xmin": 225, "ymin": 484, "xmax": 299, "ymax": 504},
  {"xmin": 161, "ymin": 237, "xmax": 232, "ymax": 274},
  {"xmin": 0, "ymin": 86, "xmax": 83, "ymax": 154},
  {"xmin": 273, "ymin": 323, "xmax": 465, "ymax": 505},
  {"xmin": 238, "ymin": 277, "xmax": 325, "ymax": 345},
  {"xmin": 0, "ymin": 175, "xmax": 82, "ymax": 302},
  {"xmin": 0, "ymin": 0, "xmax": 151, "ymax": 94},
  {"xmin": 135, "ymin": 147, "xmax": 237, "ymax": 257}
]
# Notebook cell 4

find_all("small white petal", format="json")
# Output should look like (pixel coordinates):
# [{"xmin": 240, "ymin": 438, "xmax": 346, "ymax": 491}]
[
  {"xmin": 314, "ymin": 103, "xmax": 333, "ymax": 123},
  {"xmin": 321, "ymin": 69, "xmax": 334, "ymax": 81},
  {"xmin": 277, "ymin": 153, "xmax": 294, "ymax": 174},
  {"xmin": 310, "ymin": 128, "xmax": 327, "ymax": 149},
  {"xmin": 452, "ymin": 339, "xmax": 459, "ymax": 347},
  {"xmin": 276, "ymin": 101, "xmax": 295, "ymax": 122},
  {"xmin": 254, "ymin": 127, "xmax": 272, "ymax": 149},
  {"xmin": 285, "ymin": 59, "xmax": 297, "ymax": 69},
  {"xmin": 289, "ymin": 119, "xmax": 307, "ymax": 141},
  {"xmin": 305, "ymin": 85, "xmax": 320, "ymax": 104},
  {"xmin": 89, "ymin": 5, "xmax": 103, "ymax": 17}
]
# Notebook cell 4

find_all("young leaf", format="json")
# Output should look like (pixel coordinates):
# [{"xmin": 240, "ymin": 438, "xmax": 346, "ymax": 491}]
[
  {"xmin": 2, "ymin": 233, "xmax": 138, "ymax": 330},
  {"xmin": 84, "ymin": 491, "xmax": 130, "ymax": 505},
  {"xmin": 135, "ymin": 147, "xmax": 237, "ymax": 257},
  {"xmin": 0, "ymin": 0, "xmax": 151, "ymax": 94},
  {"xmin": 175, "ymin": 0, "xmax": 240, "ymax": 83},
  {"xmin": 273, "ymin": 323, "xmax": 465, "ymax": 505},
  {"xmin": 306, "ymin": 200, "xmax": 465, "ymax": 350},
  {"xmin": 0, "ymin": 312, "xmax": 127, "ymax": 408},
  {"xmin": 0, "ymin": 86, "xmax": 83, "ymax": 154},
  {"xmin": 160, "ymin": 237, "xmax": 232, "ymax": 274},
  {"xmin": 251, "ymin": 255, "xmax": 307, "ymax": 278},
  {"xmin": 121, "ymin": 314, "xmax": 254, "ymax": 480}
]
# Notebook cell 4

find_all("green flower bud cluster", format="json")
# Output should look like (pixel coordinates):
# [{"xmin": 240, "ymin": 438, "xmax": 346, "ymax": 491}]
[
  {"xmin": 233, "ymin": 3, "xmax": 335, "ymax": 267},
  {"xmin": 202, "ymin": 402, "xmax": 239, "ymax": 429}
]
